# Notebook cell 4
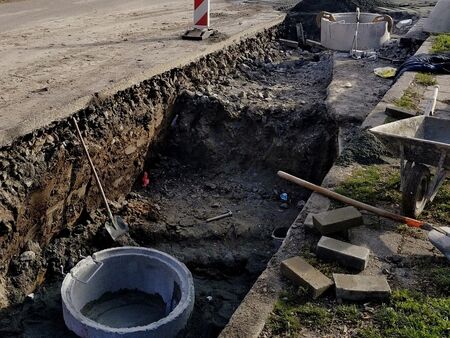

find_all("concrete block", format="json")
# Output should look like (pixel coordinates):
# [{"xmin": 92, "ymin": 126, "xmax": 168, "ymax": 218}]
[
  {"xmin": 312, "ymin": 207, "xmax": 363, "ymax": 235},
  {"xmin": 280, "ymin": 257, "xmax": 333, "ymax": 299},
  {"xmin": 317, "ymin": 236, "xmax": 370, "ymax": 271},
  {"xmin": 333, "ymin": 274, "xmax": 391, "ymax": 302}
]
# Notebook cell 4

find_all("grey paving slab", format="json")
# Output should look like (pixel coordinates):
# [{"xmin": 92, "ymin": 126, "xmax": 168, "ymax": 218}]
[
  {"xmin": 317, "ymin": 236, "xmax": 370, "ymax": 271},
  {"xmin": 312, "ymin": 206, "xmax": 363, "ymax": 235},
  {"xmin": 281, "ymin": 257, "xmax": 334, "ymax": 299},
  {"xmin": 333, "ymin": 273, "xmax": 391, "ymax": 302}
]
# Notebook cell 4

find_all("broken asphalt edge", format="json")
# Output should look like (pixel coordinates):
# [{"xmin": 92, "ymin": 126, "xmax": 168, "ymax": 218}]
[
  {"xmin": 0, "ymin": 14, "xmax": 285, "ymax": 148},
  {"xmin": 218, "ymin": 34, "xmax": 434, "ymax": 338}
]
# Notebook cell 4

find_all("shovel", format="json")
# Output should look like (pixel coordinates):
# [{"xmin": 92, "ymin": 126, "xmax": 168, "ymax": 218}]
[
  {"xmin": 278, "ymin": 171, "xmax": 450, "ymax": 260},
  {"xmin": 72, "ymin": 117, "xmax": 129, "ymax": 241}
]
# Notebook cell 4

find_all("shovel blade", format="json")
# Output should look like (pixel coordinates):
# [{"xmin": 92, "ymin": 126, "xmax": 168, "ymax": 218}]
[
  {"xmin": 428, "ymin": 226, "xmax": 450, "ymax": 261},
  {"xmin": 105, "ymin": 216, "xmax": 129, "ymax": 241}
]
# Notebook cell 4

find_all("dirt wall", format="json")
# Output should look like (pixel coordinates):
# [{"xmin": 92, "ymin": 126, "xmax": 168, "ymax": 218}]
[{"xmin": 0, "ymin": 28, "xmax": 279, "ymax": 307}]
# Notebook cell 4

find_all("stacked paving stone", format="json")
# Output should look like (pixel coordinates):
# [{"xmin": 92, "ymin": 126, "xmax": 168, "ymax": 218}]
[{"xmin": 281, "ymin": 206, "xmax": 391, "ymax": 301}]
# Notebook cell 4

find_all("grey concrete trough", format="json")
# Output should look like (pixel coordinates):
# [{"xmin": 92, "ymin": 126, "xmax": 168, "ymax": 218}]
[
  {"xmin": 320, "ymin": 12, "xmax": 392, "ymax": 51},
  {"xmin": 61, "ymin": 247, "xmax": 195, "ymax": 338}
]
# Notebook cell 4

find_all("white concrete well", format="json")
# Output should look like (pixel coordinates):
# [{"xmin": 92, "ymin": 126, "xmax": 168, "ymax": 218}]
[
  {"xmin": 61, "ymin": 247, "xmax": 194, "ymax": 338},
  {"xmin": 320, "ymin": 12, "xmax": 392, "ymax": 51}
]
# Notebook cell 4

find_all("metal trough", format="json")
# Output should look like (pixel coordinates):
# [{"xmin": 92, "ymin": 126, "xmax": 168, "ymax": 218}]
[
  {"xmin": 61, "ymin": 247, "xmax": 195, "ymax": 338},
  {"xmin": 370, "ymin": 116, "xmax": 450, "ymax": 217},
  {"xmin": 319, "ymin": 12, "xmax": 392, "ymax": 51}
]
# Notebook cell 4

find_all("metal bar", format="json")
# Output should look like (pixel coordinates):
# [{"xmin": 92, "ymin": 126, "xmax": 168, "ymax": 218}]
[
  {"xmin": 428, "ymin": 152, "xmax": 447, "ymax": 202},
  {"xmin": 400, "ymin": 144, "xmax": 405, "ymax": 192}
]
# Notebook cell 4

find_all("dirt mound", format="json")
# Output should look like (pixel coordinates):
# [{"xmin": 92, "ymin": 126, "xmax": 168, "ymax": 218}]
[{"xmin": 336, "ymin": 129, "xmax": 389, "ymax": 166}]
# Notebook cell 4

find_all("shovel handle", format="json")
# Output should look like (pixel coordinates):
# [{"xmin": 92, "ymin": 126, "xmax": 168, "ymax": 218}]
[
  {"xmin": 72, "ymin": 117, "xmax": 115, "ymax": 224},
  {"xmin": 278, "ymin": 171, "xmax": 449, "ymax": 235},
  {"xmin": 277, "ymin": 171, "xmax": 425, "ymax": 228}
]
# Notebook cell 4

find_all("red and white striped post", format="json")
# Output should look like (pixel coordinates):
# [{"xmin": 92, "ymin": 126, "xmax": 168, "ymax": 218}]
[
  {"xmin": 194, "ymin": 0, "xmax": 210, "ymax": 29},
  {"xmin": 182, "ymin": 0, "xmax": 213, "ymax": 40}
]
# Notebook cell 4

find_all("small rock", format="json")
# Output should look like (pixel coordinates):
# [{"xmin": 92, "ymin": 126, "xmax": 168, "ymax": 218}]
[
  {"xmin": 20, "ymin": 251, "xmax": 36, "ymax": 262},
  {"xmin": 206, "ymin": 296, "xmax": 213, "ymax": 302},
  {"xmin": 297, "ymin": 200, "xmax": 306, "ymax": 209},
  {"xmin": 238, "ymin": 91, "xmax": 247, "ymax": 99},
  {"xmin": 279, "ymin": 203, "xmax": 289, "ymax": 209},
  {"xmin": 204, "ymin": 183, "xmax": 217, "ymax": 190},
  {"xmin": 344, "ymin": 82, "xmax": 353, "ymax": 88},
  {"xmin": 211, "ymin": 203, "xmax": 220, "ymax": 208}
]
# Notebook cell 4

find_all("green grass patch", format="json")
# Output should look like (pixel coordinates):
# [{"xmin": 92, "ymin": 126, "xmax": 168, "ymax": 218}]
[
  {"xmin": 334, "ymin": 166, "xmax": 401, "ymax": 206},
  {"xmin": 415, "ymin": 73, "xmax": 437, "ymax": 86},
  {"xmin": 268, "ymin": 289, "xmax": 450, "ymax": 337},
  {"xmin": 421, "ymin": 177, "xmax": 450, "ymax": 224},
  {"xmin": 268, "ymin": 291, "xmax": 331, "ymax": 334},
  {"xmin": 431, "ymin": 33, "xmax": 450, "ymax": 53},
  {"xmin": 394, "ymin": 87, "xmax": 420, "ymax": 111},
  {"xmin": 367, "ymin": 290, "xmax": 450, "ymax": 338},
  {"xmin": 334, "ymin": 165, "xmax": 450, "ymax": 225}
]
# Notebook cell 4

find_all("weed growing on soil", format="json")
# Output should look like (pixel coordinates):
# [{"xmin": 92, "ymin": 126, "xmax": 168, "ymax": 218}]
[
  {"xmin": 415, "ymin": 73, "xmax": 437, "ymax": 86},
  {"xmin": 431, "ymin": 33, "xmax": 450, "ymax": 53},
  {"xmin": 300, "ymin": 250, "xmax": 349, "ymax": 278},
  {"xmin": 394, "ymin": 86, "xmax": 420, "ymax": 111}
]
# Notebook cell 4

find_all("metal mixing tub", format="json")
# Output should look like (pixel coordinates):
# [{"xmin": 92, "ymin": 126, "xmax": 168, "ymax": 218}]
[
  {"xmin": 320, "ymin": 12, "xmax": 392, "ymax": 51},
  {"xmin": 61, "ymin": 247, "xmax": 194, "ymax": 338}
]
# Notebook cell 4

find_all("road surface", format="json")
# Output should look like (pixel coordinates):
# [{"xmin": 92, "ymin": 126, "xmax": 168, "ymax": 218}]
[{"xmin": 0, "ymin": 0, "xmax": 283, "ymax": 146}]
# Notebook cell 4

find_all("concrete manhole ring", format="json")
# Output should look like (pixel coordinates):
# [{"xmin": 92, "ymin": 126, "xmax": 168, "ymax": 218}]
[{"xmin": 61, "ymin": 247, "xmax": 195, "ymax": 338}]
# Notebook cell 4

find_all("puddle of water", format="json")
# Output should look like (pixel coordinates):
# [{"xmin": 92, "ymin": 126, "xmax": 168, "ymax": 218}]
[{"xmin": 81, "ymin": 289, "xmax": 166, "ymax": 328}]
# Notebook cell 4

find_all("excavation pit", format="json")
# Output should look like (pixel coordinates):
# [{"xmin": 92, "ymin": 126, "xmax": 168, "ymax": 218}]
[
  {"xmin": 0, "ymin": 31, "xmax": 339, "ymax": 338},
  {"xmin": 61, "ymin": 247, "xmax": 194, "ymax": 338}
]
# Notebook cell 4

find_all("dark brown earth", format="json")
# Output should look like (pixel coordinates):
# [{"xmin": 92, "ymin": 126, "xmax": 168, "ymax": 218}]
[{"xmin": 0, "ymin": 27, "xmax": 339, "ymax": 337}]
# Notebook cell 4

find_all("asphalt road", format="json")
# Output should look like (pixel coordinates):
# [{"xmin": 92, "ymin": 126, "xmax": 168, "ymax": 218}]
[{"xmin": 0, "ymin": 0, "xmax": 283, "ymax": 146}]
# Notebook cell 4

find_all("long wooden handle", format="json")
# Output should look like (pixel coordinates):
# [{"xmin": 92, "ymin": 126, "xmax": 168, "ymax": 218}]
[
  {"xmin": 73, "ymin": 117, "xmax": 115, "ymax": 224},
  {"xmin": 278, "ymin": 171, "xmax": 427, "ymax": 228}
]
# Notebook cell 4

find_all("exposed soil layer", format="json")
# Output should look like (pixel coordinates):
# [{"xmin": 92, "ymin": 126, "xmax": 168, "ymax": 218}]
[
  {"xmin": 0, "ymin": 28, "xmax": 280, "ymax": 307},
  {"xmin": 0, "ymin": 27, "xmax": 338, "ymax": 337}
]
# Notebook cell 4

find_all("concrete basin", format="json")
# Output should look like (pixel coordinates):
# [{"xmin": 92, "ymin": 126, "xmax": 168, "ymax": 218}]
[
  {"xmin": 320, "ymin": 12, "xmax": 391, "ymax": 51},
  {"xmin": 61, "ymin": 247, "xmax": 194, "ymax": 338}
]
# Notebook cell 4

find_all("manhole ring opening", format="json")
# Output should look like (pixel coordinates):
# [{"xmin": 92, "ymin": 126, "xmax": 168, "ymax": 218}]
[{"xmin": 62, "ymin": 247, "xmax": 194, "ymax": 337}]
